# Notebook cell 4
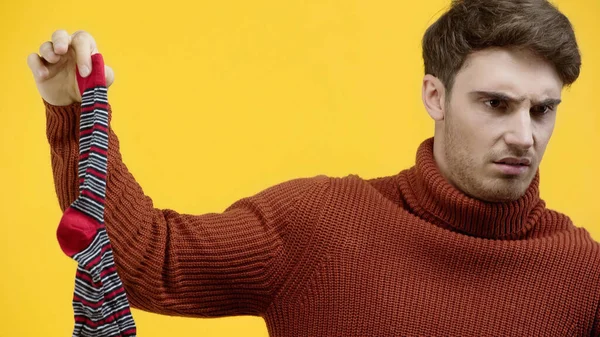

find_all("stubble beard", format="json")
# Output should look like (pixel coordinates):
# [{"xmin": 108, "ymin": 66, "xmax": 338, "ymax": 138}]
[{"xmin": 443, "ymin": 115, "xmax": 534, "ymax": 203}]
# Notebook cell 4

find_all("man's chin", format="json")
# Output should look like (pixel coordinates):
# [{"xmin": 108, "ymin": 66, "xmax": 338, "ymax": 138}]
[{"xmin": 466, "ymin": 175, "xmax": 531, "ymax": 202}]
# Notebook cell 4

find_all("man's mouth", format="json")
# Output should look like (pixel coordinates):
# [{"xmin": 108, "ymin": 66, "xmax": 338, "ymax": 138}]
[
  {"xmin": 494, "ymin": 157, "xmax": 532, "ymax": 166},
  {"xmin": 493, "ymin": 161, "xmax": 530, "ymax": 175}
]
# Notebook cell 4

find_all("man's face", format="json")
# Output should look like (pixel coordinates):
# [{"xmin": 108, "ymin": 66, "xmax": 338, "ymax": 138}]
[{"xmin": 434, "ymin": 48, "xmax": 563, "ymax": 202}]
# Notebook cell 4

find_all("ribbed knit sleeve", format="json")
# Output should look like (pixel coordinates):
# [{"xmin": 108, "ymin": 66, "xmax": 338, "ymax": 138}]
[
  {"xmin": 593, "ymin": 303, "xmax": 600, "ymax": 337},
  {"xmin": 44, "ymin": 98, "xmax": 330, "ymax": 317}
]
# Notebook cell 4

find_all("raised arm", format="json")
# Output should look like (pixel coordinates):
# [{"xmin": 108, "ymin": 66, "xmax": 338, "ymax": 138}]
[
  {"xmin": 45, "ymin": 98, "xmax": 329, "ymax": 316},
  {"xmin": 33, "ymin": 29, "xmax": 331, "ymax": 318}
]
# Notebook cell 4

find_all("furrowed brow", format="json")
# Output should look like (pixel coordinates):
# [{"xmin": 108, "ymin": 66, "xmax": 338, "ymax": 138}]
[
  {"xmin": 471, "ymin": 91, "xmax": 525, "ymax": 104},
  {"xmin": 471, "ymin": 91, "xmax": 561, "ymax": 106}
]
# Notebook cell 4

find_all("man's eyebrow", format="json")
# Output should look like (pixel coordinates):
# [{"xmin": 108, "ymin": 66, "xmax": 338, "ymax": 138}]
[
  {"xmin": 470, "ymin": 91, "xmax": 562, "ymax": 106},
  {"xmin": 538, "ymin": 97, "xmax": 563, "ymax": 106}
]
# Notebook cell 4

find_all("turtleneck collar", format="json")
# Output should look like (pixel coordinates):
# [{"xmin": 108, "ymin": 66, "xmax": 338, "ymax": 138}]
[{"xmin": 397, "ymin": 137, "xmax": 547, "ymax": 240}]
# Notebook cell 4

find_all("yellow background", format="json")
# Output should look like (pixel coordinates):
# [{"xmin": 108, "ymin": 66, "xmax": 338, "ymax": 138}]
[{"xmin": 1, "ymin": 0, "xmax": 598, "ymax": 336}]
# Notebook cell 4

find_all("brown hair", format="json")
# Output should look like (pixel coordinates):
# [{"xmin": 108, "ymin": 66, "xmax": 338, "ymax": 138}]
[{"xmin": 422, "ymin": 0, "xmax": 581, "ymax": 93}]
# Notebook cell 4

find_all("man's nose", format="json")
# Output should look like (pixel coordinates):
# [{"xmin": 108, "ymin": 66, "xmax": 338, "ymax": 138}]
[{"xmin": 504, "ymin": 108, "xmax": 534, "ymax": 150}]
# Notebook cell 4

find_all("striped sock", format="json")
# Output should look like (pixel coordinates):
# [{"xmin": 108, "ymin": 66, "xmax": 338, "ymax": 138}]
[{"xmin": 57, "ymin": 53, "xmax": 137, "ymax": 337}]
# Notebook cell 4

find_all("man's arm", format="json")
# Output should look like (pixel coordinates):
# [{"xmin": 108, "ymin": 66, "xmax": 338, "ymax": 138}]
[{"xmin": 45, "ymin": 99, "xmax": 329, "ymax": 317}]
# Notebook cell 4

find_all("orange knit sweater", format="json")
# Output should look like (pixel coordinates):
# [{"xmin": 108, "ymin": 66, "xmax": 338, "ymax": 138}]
[{"xmin": 45, "ymin": 100, "xmax": 600, "ymax": 336}]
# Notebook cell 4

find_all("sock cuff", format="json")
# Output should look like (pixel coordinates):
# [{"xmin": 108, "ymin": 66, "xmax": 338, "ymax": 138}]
[{"xmin": 76, "ymin": 53, "xmax": 106, "ymax": 95}]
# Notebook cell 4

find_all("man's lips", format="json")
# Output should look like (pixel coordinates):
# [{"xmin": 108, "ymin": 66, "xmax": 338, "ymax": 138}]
[
  {"xmin": 493, "ymin": 161, "xmax": 530, "ymax": 175},
  {"xmin": 494, "ymin": 157, "xmax": 532, "ymax": 166}
]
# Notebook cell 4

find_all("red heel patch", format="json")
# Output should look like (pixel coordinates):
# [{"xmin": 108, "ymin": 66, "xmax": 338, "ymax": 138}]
[{"xmin": 57, "ymin": 207, "xmax": 99, "ymax": 257}]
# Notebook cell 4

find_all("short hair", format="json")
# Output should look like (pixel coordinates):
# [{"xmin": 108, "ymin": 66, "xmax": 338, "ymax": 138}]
[{"xmin": 422, "ymin": 0, "xmax": 581, "ymax": 94}]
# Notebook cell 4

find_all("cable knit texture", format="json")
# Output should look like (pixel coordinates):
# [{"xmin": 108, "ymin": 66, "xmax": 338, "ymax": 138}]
[{"xmin": 45, "ymin": 100, "xmax": 600, "ymax": 336}]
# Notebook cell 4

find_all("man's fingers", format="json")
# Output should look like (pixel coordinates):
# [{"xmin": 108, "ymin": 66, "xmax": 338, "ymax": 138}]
[
  {"xmin": 39, "ymin": 41, "xmax": 61, "ymax": 64},
  {"xmin": 70, "ymin": 30, "xmax": 98, "ymax": 77},
  {"xmin": 27, "ymin": 53, "xmax": 48, "ymax": 80},
  {"xmin": 105, "ymin": 65, "xmax": 115, "ymax": 87},
  {"xmin": 30, "ymin": 29, "xmax": 103, "ymax": 81},
  {"xmin": 51, "ymin": 29, "xmax": 70, "ymax": 55}
]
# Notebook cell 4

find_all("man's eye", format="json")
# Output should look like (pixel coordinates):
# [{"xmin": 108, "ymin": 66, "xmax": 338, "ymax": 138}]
[
  {"xmin": 531, "ymin": 105, "xmax": 552, "ymax": 115},
  {"xmin": 485, "ymin": 99, "xmax": 506, "ymax": 109}
]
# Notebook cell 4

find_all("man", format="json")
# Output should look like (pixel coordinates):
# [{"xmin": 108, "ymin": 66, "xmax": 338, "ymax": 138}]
[{"xmin": 28, "ymin": 0, "xmax": 600, "ymax": 335}]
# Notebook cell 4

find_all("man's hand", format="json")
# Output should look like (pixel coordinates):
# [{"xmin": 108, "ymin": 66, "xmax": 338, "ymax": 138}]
[{"xmin": 27, "ymin": 29, "xmax": 115, "ymax": 106}]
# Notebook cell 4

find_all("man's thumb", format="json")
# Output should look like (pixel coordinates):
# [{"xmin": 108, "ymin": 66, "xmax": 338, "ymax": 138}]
[{"xmin": 105, "ymin": 65, "xmax": 115, "ymax": 88}]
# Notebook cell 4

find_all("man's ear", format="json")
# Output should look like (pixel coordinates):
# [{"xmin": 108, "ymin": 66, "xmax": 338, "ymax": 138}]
[{"xmin": 422, "ymin": 74, "xmax": 447, "ymax": 121}]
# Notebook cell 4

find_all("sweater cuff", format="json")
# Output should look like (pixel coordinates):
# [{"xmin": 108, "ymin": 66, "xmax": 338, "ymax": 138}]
[
  {"xmin": 43, "ymin": 98, "xmax": 113, "ymax": 143},
  {"xmin": 44, "ymin": 98, "xmax": 81, "ymax": 144},
  {"xmin": 43, "ymin": 98, "xmax": 80, "ymax": 115}
]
